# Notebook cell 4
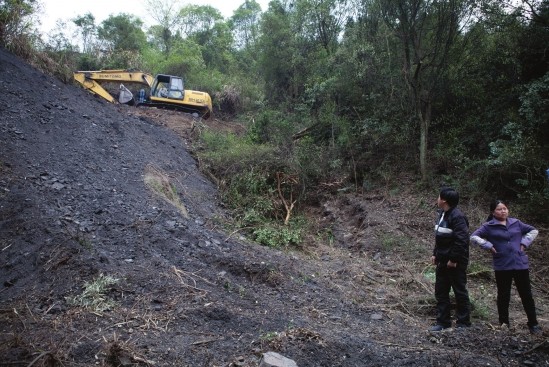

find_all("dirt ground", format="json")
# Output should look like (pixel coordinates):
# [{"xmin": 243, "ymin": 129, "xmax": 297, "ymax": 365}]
[{"xmin": 1, "ymin": 47, "xmax": 549, "ymax": 367}]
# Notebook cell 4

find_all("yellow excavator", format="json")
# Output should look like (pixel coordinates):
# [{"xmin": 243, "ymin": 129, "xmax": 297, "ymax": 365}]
[{"xmin": 73, "ymin": 69, "xmax": 212, "ymax": 119}]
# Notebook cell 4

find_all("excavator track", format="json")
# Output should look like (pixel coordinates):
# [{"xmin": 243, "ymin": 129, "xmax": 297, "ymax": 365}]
[{"xmin": 136, "ymin": 101, "xmax": 211, "ymax": 119}]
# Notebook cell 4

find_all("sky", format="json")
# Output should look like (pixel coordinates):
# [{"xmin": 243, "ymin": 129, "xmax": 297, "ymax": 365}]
[{"xmin": 38, "ymin": 0, "xmax": 270, "ymax": 34}]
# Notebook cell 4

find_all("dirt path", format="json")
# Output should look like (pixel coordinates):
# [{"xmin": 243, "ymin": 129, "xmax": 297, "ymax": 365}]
[{"xmin": 1, "ymin": 47, "xmax": 548, "ymax": 366}]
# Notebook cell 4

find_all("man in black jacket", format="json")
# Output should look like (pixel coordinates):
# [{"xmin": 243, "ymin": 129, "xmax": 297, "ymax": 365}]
[{"xmin": 430, "ymin": 187, "xmax": 471, "ymax": 331}]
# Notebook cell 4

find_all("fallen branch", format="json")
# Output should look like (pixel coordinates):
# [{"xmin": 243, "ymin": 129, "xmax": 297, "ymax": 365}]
[
  {"xmin": 132, "ymin": 355, "xmax": 155, "ymax": 365},
  {"xmin": 467, "ymin": 269, "xmax": 492, "ymax": 277},
  {"xmin": 191, "ymin": 338, "xmax": 222, "ymax": 345},
  {"xmin": 404, "ymin": 265, "xmax": 432, "ymax": 295},
  {"xmin": 521, "ymin": 339, "xmax": 549, "ymax": 355},
  {"xmin": 292, "ymin": 123, "xmax": 318, "ymax": 140},
  {"xmin": 372, "ymin": 341, "xmax": 430, "ymax": 351},
  {"xmin": 27, "ymin": 351, "xmax": 54, "ymax": 367},
  {"xmin": 172, "ymin": 266, "xmax": 213, "ymax": 292},
  {"xmin": 224, "ymin": 226, "xmax": 253, "ymax": 242}
]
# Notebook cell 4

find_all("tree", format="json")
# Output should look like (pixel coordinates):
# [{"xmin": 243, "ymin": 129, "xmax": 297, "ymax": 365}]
[
  {"xmin": 176, "ymin": 5, "xmax": 232, "ymax": 71},
  {"xmin": 258, "ymin": 1, "xmax": 297, "ymax": 105},
  {"xmin": 379, "ymin": 0, "xmax": 475, "ymax": 181},
  {"xmin": 0, "ymin": 0, "xmax": 39, "ymax": 51},
  {"xmin": 45, "ymin": 19, "xmax": 76, "ymax": 53},
  {"xmin": 193, "ymin": 21, "xmax": 234, "ymax": 72},
  {"xmin": 73, "ymin": 12, "xmax": 96, "ymax": 54},
  {"xmin": 293, "ymin": 0, "xmax": 350, "ymax": 55},
  {"xmin": 230, "ymin": 0, "xmax": 262, "ymax": 49},
  {"xmin": 97, "ymin": 13, "xmax": 146, "ymax": 52},
  {"xmin": 177, "ymin": 5, "xmax": 224, "ymax": 38},
  {"xmin": 144, "ymin": 0, "xmax": 182, "ymax": 56}
]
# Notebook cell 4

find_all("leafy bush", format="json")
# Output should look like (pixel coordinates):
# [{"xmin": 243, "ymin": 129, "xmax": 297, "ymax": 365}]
[
  {"xmin": 251, "ymin": 214, "xmax": 307, "ymax": 249},
  {"xmin": 226, "ymin": 170, "xmax": 274, "ymax": 216},
  {"xmin": 253, "ymin": 222, "xmax": 304, "ymax": 248}
]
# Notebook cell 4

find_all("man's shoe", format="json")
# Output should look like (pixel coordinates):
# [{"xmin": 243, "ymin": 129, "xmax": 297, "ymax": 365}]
[
  {"xmin": 455, "ymin": 323, "xmax": 471, "ymax": 329},
  {"xmin": 429, "ymin": 324, "xmax": 450, "ymax": 332},
  {"xmin": 529, "ymin": 325, "xmax": 542, "ymax": 335}
]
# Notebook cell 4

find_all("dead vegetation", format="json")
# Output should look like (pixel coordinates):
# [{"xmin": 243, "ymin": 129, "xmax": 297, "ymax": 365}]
[{"xmin": 144, "ymin": 164, "xmax": 189, "ymax": 219}]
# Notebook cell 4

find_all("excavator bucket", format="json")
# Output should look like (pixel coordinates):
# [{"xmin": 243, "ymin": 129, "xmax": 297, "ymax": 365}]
[{"xmin": 118, "ymin": 84, "xmax": 134, "ymax": 104}]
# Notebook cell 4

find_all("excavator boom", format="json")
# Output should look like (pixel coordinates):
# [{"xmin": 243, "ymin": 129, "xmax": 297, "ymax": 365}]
[
  {"xmin": 73, "ymin": 69, "xmax": 212, "ymax": 119},
  {"xmin": 73, "ymin": 70, "xmax": 154, "ymax": 103}
]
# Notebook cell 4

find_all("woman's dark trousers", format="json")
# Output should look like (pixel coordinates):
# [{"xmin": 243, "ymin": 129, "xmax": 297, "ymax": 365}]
[{"xmin": 494, "ymin": 269, "xmax": 538, "ymax": 327}]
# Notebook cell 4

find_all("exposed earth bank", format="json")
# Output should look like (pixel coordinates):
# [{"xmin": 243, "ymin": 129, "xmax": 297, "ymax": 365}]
[{"xmin": 1, "ymin": 47, "xmax": 548, "ymax": 366}]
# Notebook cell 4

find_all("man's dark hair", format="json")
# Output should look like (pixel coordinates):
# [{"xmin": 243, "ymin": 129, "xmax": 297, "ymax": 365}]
[{"xmin": 440, "ymin": 187, "xmax": 459, "ymax": 207}]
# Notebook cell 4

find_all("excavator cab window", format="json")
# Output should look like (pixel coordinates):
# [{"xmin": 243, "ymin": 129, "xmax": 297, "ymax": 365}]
[{"xmin": 152, "ymin": 75, "xmax": 184, "ymax": 100}]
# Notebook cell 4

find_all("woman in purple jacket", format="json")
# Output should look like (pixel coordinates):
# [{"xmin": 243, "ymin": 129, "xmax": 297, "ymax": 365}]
[{"xmin": 470, "ymin": 199, "xmax": 541, "ymax": 334}]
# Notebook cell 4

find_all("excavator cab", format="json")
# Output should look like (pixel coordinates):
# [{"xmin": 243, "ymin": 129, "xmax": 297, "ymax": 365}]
[
  {"xmin": 147, "ymin": 74, "xmax": 212, "ymax": 119},
  {"xmin": 151, "ymin": 75, "xmax": 184, "ymax": 100}
]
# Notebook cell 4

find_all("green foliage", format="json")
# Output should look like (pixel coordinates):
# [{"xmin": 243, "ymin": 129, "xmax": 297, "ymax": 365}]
[
  {"xmin": 246, "ymin": 109, "xmax": 295, "ymax": 145},
  {"xmin": 66, "ymin": 274, "xmax": 119, "ymax": 313},
  {"xmin": 196, "ymin": 129, "xmax": 307, "ymax": 248},
  {"xmin": 175, "ymin": 5, "xmax": 234, "ymax": 73},
  {"xmin": 226, "ymin": 170, "xmax": 274, "ymax": 217},
  {"xmin": 422, "ymin": 267, "xmax": 436, "ymax": 283},
  {"xmin": 141, "ymin": 39, "xmax": 223, "ymax": 93},
  {"xmin": 253, "ymin": 221, "xmax": 304, "ymax": 248},
  {"xmin": 198, "ymin": 130, "xmax": 280, "ymax": 176},
  {"xmin": 97, "ymin": 13, "xmax": 147, "ymax": 52},
  {"xmin": 293, "ymin": 137, "xmax": 326, "ymax": 186},
  {"xmin": 519, "ymin": 72, "xmax": 549, "ymax": 140},
  {"xmin": 470, "ymin": 295, "xmax": 491, "ymax": 320},
  {"xmin": 0, "ymin": 0, "xmax": 39, "ymax": 57},
  {"xmin": 197, "ymin": 130, "xmax": 280, "ymax": 213},
  {"xmin": 229, "ymin": 0, "xmax": 262, "ymax": 49},
  {"xmin": 195, "ymin": 21, "xmax": 234, "ymax": 73},
  {"xmin": 468, "ymin": 73, "xmax": 549, "ymax": 220},
  {"xmin": 76, "ymin": 53, "xmax": 101, "ymax": 71},
  {"xmin": 0, "ymin": 0, "xmax": 34, "ymax": 42},
  {"xmin": 258, "ymin": 2, "xmax": 298, "ymax": 105},
  {"xmin": 72, "ymin": 13, "xmax": 96, "ymax": 54},
  {"xmin": 177, "ymin": 4, "xmax": 224, "ymax": 38}
]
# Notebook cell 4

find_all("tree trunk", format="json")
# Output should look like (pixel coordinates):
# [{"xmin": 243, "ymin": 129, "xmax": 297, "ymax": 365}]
[{"xmin": 419, "ymin": 100, "xmax": 431, "ymax": 181}]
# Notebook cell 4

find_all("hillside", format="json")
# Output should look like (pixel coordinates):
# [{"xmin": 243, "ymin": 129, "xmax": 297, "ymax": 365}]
[{"xmin": 1, "ymin": 47, "xmax": 548, "ymax": 367}]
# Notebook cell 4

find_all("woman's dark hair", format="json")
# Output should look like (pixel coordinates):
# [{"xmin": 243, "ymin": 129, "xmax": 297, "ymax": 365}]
[
  {"xmin": 487, "ymin": 199, "xmax": 508, "ymax": 221},
  {"xmin": 439, "ymin": 187, "xmax": 459, "ymax": 208}
]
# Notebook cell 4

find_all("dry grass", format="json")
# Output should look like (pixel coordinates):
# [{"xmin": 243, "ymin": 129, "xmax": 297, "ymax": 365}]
[{"xmin": 143, "ymin": 164, "xmax": 189, "ymax": 218}]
